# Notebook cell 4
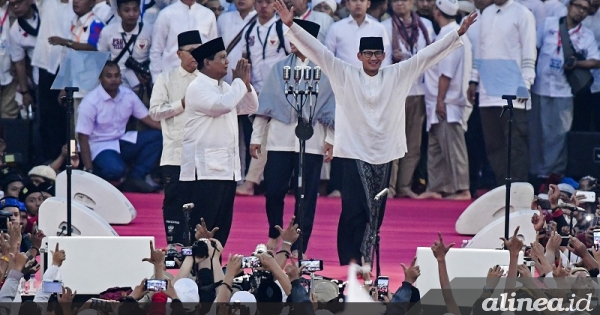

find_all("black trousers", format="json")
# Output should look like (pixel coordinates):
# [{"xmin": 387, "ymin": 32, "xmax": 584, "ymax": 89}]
[
  {"xmin": 162, "ymin": 165, "xmax": 193, "ymax": 245},
  {"xmin": 337, "ymin": 158, "xmax": 392, "ymax": 266},
  {"xmin": 38, "ymin": 68, "xmax": 66, "ymax": 161},
  {"xmin": 188, "ymin": 179, "xmax": 236, "ymax": 247},
  {"xmin": 573, "ymin": 89, "xmax": 600, "ymax": 132},
  {"xmin": 465, "ymin": 94, "xmax": 494, "ymax": 194},
  {"xmin": 263, "ymin": 151, "xmax": 323, "ymax": 253}
]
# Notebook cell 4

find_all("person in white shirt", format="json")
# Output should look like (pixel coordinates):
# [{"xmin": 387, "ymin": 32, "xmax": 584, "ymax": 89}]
[
  {"xmin": 98, "ymin": 0, "xmax": 153, "ymax": 91},
  {"xmin": 290, "ymin": 0, "xmax": 334, "ymax": 42},
  {"xmin": 578, "ymin": 0, "xmax": 600, "ymax": 132},
  {"xmin": 517, "ymin": 0, "xmax": 547, "ymax": 32},
  {"xmin": 382, "ymin": 0, "xmax": 434, "ymax": 198},
  {"xmin": 31, "ymin": 0, "xmax": 75, "ymax": 161},
  {"xmin": 323, "ymin": 0, "xmax": 392, "ymax": 198},
  {"xmin": 249, "ymin": 20, "xmax": 334, "ymax": 256},
  {"xmin": 149, "ymin": 31, "xmax": 202, "ymax": 245},
  {"xmin": 466, "ymin": 0, "xmax": 536, "ymax": 187},
  {"xmin": 0, "ymin": 0, "xmax": 18, "ymax": 120},
  {"xmin": 180, "ymin": 37, "xmax": 258, "ymax": 247},
  {"xmin": 544, "ymin": 0, "xmax": 567, "ymax": 17},
  {"xmin": 419, "ymin": 0, "xmax": 472, "ymax": 200},
  {"xmin": 312, "ymin": 0, "xmax": 338, "ymax": 22},
  {"xmin": 149, "ymin": 0, "xmax": 218, "ymax": 81},
  {"xmin": 235, "ymin": 0, "xmax": 290, "ymax": 196},
  {"xmin": 93, "ymin": 0, "xmax": 113, "ymax": 23},
  {"xmin": 76, "ymin": 61, "xmax": 163, "ymax": 193},
  {"xmin": 274, "ymin": 0, "xmax": 476, "ymax": 272},
  {"xmin": 217, "ymin": 0, "xmax": 257, "ymax": 85},
  {"xmin": 530, "ymin": 0, "xmax": 600, "ymax": 178},
  {"xmin": 8, "ymin": 0, "xmax": 39, "ymax": 113}
]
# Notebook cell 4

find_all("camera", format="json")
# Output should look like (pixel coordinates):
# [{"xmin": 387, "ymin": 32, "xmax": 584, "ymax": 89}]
[
  {"xmin": 125, "ymin": 57, "xmax": 151, "ymax": 79},
  {"xmin": 164, "ymin": 247, "xmax": 181, "ymax": 269},
  {"xmin": 0, "ymin": 210, "xmax": 13, "ymax": 232}
]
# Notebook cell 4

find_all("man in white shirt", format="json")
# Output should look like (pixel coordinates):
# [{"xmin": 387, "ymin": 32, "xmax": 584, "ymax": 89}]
[
  {"xmin": 8, "ymin": 0, "xmax": 40, "ymax": 113},
  {"xmin": 249, "ymin": 20, "xmax": 334, "ymax": 256},
  {"xmin": 419, "ymin": 0, "xmax": 472, "ymax": 200},
  {"xmin": 76, "ymin": 62, "xmax": 163, "ymax": 193},
  {"xmin": 149, "ymin": 0, "xmax": 218, "ymax": 81},
  {"xmin": 274, "ymin": 0, "xmax": 476, "ymax": 273},
  {"xmin": 217, "ymin": 0, "xmax": 257, "ymax": 84},
  {"xmin": 31, "ymin": 0, "xmax": 74, "ymax": 161},
  {"xmin": 382, "ymin": 0, "xmax": 434, "ymax": 198},
  {"xmin": 544, "ymin": 0, "xmax": 567, "ymax": 17},
  {"xmin": 180, "ymin": 38, "xmax": 258, "ymax": 247},
  {"xmin": 150, "ymin": 31, "xmax": 202, "ymax": 245},
  {"xmin": 530, "ymin": 0, "xmax": 600, "ymax": 178},
  {"xmin": 517, "ymin": 0, "xmax": 547, "ymax": 32},
  {"xmin": 466, "ymin": 0, "xmax": 536, "ymax": 187},
  {"xmin": 98, "ymin": 0, "xmax": 153, "ymax": 91},
  {"xmin": 290, "ymin": 0, "xmax": 334, "ymax": 42}
]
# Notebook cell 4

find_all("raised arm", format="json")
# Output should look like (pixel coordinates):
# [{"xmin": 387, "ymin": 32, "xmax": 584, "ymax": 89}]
[{"xmin": 274, "ymin": 0, "xmax": 346, "ymax": 87}]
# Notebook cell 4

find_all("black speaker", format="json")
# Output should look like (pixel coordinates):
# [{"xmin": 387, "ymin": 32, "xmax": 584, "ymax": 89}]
[
  {"xmin": 567, "ymin": 131, "xmax": 600, "ymax": 179},
  {"xmin": 0, "ymin": 119, "xmax": 31, "ymax": 166}
]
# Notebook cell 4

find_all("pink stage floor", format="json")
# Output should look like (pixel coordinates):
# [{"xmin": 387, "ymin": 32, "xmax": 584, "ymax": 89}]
[{"xmin": 116, "ymin": 194, "xmax": 472, "ymax": 289}]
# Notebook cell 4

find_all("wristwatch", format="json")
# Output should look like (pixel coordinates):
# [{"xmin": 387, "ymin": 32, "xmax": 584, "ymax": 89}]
[
  {"xmin": 67, "ymin": 40, "xmax": 73, "ymax": 47},
  {"xmin": 483, "ymin": 285, "xmax": 494, "ymax": 293},
  {"xmin": 364, "ymin": 280, "xmax": 373, "ymax": 285}
]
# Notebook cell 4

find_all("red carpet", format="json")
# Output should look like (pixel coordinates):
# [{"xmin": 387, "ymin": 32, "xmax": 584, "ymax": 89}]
[{"xmin": 116, "ymin": 194, "xmax": 471, "ymax": 289}]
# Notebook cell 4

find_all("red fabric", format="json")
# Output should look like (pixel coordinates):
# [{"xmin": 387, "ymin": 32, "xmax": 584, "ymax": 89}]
[
  {"xmin": 149, "ymin": 292, "xmax": 168, "ymax": 315},
  {"xmin": 152, "ymin": 292, "xmax": 168, "ymax": 303},
  {"xmin": 24, "ymin": 216, "xmax": 37, "ymax": 234},
  {"xmin": 117, "ymin": 194, "xmax": 472, "ymax": 289}
]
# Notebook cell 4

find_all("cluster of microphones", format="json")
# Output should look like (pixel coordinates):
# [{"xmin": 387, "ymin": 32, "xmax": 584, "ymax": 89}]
[{"xmin": 282, "ymin": 65, "xmax": 321, "ymax": 94}]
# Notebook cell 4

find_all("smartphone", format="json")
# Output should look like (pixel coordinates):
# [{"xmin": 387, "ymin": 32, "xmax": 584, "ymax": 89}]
[
  {"xmin": 2, "ymin": 153, "xmax": 22, "ymax": 164},
  {"xmin": 594, "ymin": 230, "xmax": 600, "ymax": 249},
  {"xmin": 70, "ymin": 139, "xmax": 77, "ymax": 157},
  {"xmin": 561, "ymin": 236, "xmax": 570, "ymax": 247},
  {"xmin": 145, "ymin": 279, "xmax": 167, "ymax": 292},
  {"xmin": 42, "ymin": 281, "xmax": 63, "ymax": 294},
  {"xmin": 377, "ymin": 276, "xmax": 389, "ymax": 301},
  {"xmin": 299, "ymin": 260, "xmax": 323, "ymax": 272},
  {"xmin": 577, "ymin": 191, "xmax": 597, "ymax": 203},
  {"xmin": 181, "ymin": 248, "xmax": 193, "ymax": 256},
  {"xmin": 241, "ymin": 256, "xmax": 261, "ymax": 269}
]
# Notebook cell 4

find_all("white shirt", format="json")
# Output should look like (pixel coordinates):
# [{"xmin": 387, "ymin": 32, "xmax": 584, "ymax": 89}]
[
  {"xmin": 462, "ymin": 9, "xmax": 481, "ymax": 58},
  {"xmin": 544, "ymin": 0, "xmax": 567, "ymax": 18},
  {"xmin": 32, "ymin": 0, "xmax": 75, "ymax": 74},
  {"xmin": 179, "ymin": 74, "xmax": 258, "ymax": 181},
  {"xmin": 583, "ymin": 10, "xmax": 600, "ymax": 93},
  {"xmin": 149, "ymin": 0, "xmax": 218, "ymax": 81},
  {"xmin": 241, "ymin": 16, "xmax": 290, "ymax": 94},
  {"xmin": 295, "ymin": 9, "xmax": 334, "ymax": 43},
  {"xmin": 470, "ymin": 0, "xmax": 537, "ymax": 109},
  {"xmin": 517, "ymin": 0, "xmax": 546, "ymax": 32},
  {"xmin": 424, "ymin": 22, "xmax": 472, "ymax": 131},
  {"xmin": 382, "ymin": 16, "xmax": 434, "ymax": 96},
  {"xmin": 93, "ymin": 1, "xmax": 113, "ymax": 24},
  {"xmin": 150, "ymin": 66, "xmax": 198, "ymax": 166},
  {"xmin": 98, "ymin": 22, "xmax": 153, "ymax": 88},
  {"xmin": 324, "ymin": 16, "xmax": 392, "ymax": 67},
  {"xmin": 250, "ymin": 58, "xmax": 334, "ymax": 155},
  {"xmin": 532, "ymin": 17, "xmax": 600, "ymax": 98},
  {"xmin": 0, "ymin": 4, "xmax": 12, "ymax": 85},
  {"xmin": 8, "ymin": 11, "xmax": 40, "ymax": 84},
  {"xmin": 217, "ymin": 10, "xmax": 257, "ymax": 84},
  {"xmin": 75, "ymin": 85, "xmax": 148, "ymax": 160},
  {"xmin": 286, "ymin": 22, "xmax": 464, "ymax": 164}
]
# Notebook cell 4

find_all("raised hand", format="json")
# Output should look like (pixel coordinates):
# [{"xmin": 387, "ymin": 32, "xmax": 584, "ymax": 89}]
[
  {"xmin": 225, "ymin": 254, "xmax": 243, "ymax": 278},
  {"xmin": 142, "ymin": 241, "xmax": 165, "ymax": 265},
  {"xmin": 275, "ymin": 216, "xmax": 300, "ymax": 246},
  {"xmin": 500, "ymin": 226, "xmax": 524, "ymax": 254},
  {"xmin": 458, "ymin": 12, "xmax": 477, "ymax": 36},
  {"xmin": 431, "ymin": 232, "xmax": 455, "ymax": 261},
  {"xmin": 531, "ymin": 209, "xmax": 545, "ymax": 232},
  {"xmin": 195, "ymin": 218, "xmax": 219, "ymax": 240},
  {"xmin": 486, "ymin": 265, "xmax": 503, "ymax": 289},
  {"xmin": 400, "ymin": 256, "xmax": 420, "ymax": 284},
  {"xmin": 51, "ymin": 243, "xmax": 66, "ymax": 267},
  {"xmin": 273, "ymin": 0, "xmax": 294, "ymax": 27},
  {"xmin": 58, "ymin": 286, "xmax": 76, "ymax": 303}
]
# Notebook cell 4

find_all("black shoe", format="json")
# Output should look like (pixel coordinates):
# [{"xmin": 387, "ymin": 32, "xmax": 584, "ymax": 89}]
[{"xmin": 119, "ymin": 178, "xmax": 158, "ymax": 193}]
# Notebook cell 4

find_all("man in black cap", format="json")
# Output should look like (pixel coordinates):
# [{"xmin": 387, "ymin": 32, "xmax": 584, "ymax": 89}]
[
  {"xmin": 274, "ymin": 0, "xmax": 477, "ymax": 278},
  {"xmin": 150, "ymin": 30, "xmax": 203, "ymax": 246},
  {"xmin": 249, "ymin": 19, "xmax": 335, "ymax": 256},
  {"xmin": 179, "ymin": 37, "xmax": 258, "ymax": 247}
]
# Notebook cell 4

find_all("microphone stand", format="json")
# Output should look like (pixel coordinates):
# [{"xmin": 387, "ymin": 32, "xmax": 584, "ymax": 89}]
[
  {"xmin": 500, "ymin": 95, "xmax": 516, "ymax": 244},
  {"xmin": 370, "ymin": 188, "xmax": 388, "ymax": 279},
  {"xmin": 63, "ymin": 87, "xmax": 79, "ymax": 237},
  {"xmin": 282, "ymin": 64, "xmax": 320, "ymax": 261}
]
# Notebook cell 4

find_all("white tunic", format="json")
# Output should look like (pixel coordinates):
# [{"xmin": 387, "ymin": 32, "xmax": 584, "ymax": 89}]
[
  {"xmin": 149, "ymin": 0, "xmax": 218, "ymax": 81},
  {"xmin": 470, "ymin": 0, "xmax": 537, "ymax": 109},
  {"xmin": 149, "ymin": 66, "xmax": 198, "ymax": 166},
  {"xmin": 217, "ymin": 10, "xmax": 257, "ymax": 84},
  {"xmin": 8, "ymin": 12, "xmax": 39, "ymax": 84},
  {"xmin": 516, "ymin": 0, "xmax": 546, "ymax": 32},
  {"xmin": 285, "ymin": 22, "xmax": 463, "ymax": 165},
  {"xmin": 32, "ymin": 0, "xmax": 75, "ymax": 74},
  {"xmin": 381, "ymin": 16, "xmax": 434, "ymax": 96},
  {"xmin": 532, "ymin": 17, "xmax": 599, "ymax": 98},
  {"xmin": 424, "ymin": 22, "xmax": 472, "ymax": 131},
  {"xmin": 250, "ymin": 58, "xmax": 334, "ymax": 155},
  {"xmin": 179, "ymin": 74, "xmax": 259, "ymax": 181},
  {"xmin": 324, "ymin": 16, "xmax": 392, "ymax": 67},
  {"xmin": 97, "ymin": 22, "xmax": 153, "ymax": 88}
]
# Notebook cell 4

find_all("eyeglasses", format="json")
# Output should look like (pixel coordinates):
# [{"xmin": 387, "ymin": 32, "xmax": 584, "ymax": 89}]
[
  {"xmin": 361, "ymin": 51, "xmax": 384, "ymax": 58},
  {"xmin": 571, "ymin": 2, "xmax": 590, "ymax": 12}
]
